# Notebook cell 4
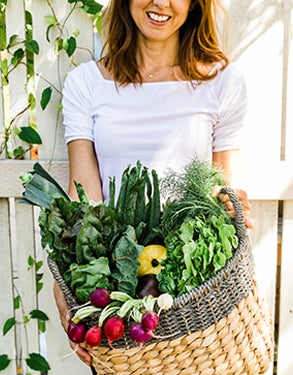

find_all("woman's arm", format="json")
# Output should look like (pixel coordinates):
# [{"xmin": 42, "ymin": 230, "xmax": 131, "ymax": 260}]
[
  {"xmin": 67, "ymin": 139, "xmax": 103, "ymax": 202},
  {"xmin": 213, "ymin": 149, "xmax": 254, "ymax": 229}
]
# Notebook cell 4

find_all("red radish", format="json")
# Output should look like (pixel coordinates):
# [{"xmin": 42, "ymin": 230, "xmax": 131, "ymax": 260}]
[
  {"xmin": 104, "ymin": 316, "xmax": 125, "ymax": 349},
  {"xmin": 141, "ymin": 311, "xmax": 159, "ymax": 332},
  {"xmin": 129, "ymin": 323, "xmax": 152, "ymax": 345},
  {"xmin": 90, "ymin": 288, "xmax": 110, "ymax": 308},
  {"xmin": 67, "ymin": 321, "xmax": 87, "ymax": 343},
  {"xmin": 85, "ymin": 325, "xmax": 103, "ymax": 347}
]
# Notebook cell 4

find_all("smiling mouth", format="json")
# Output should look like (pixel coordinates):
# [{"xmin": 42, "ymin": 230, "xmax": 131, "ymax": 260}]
[{"xmin": 147, "ymin": 12, "xmax": 171, "ymax": 23}]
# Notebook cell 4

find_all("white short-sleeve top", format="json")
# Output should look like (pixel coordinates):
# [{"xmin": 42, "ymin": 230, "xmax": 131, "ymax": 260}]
[{"xmin": 62, "ymin": 60, "xmax": 247, "ymax": 201}]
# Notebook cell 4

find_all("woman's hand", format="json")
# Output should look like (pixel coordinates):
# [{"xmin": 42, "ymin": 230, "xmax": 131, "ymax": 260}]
[
  {"xmin": 53, "ymin": 282, "xmax": 93, "ymax": 366},
  {"xmin": 213, "ymin": 187, "xmax": 254, "ymax": 229}
]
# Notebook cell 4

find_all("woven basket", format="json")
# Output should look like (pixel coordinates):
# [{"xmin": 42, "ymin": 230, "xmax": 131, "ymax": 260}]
[{"xmin": 47, "ymin": 187, "xmax": 274, "ymax": 374}]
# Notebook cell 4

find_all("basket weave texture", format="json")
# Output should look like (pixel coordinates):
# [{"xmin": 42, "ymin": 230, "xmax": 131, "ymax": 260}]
[
  {"xmin": 47, "ymin": 187, "xmax": 274, "ymax": 374},
  {"xmin": 91, "ymin": 284, "xmax": 273, "ymax": 375}
]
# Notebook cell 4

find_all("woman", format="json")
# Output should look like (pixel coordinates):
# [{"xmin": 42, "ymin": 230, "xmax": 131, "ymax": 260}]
[{"xmin": 54, "ymin": 0, "xmax": 253, "ymax": 371}]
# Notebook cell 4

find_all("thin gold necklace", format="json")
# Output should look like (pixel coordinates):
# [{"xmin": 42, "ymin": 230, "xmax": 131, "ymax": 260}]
[{"xmin": 142, "ymin": 65, "xmax": 175, "ymax": 79}]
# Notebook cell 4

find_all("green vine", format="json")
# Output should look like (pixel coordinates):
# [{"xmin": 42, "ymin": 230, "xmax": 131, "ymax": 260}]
[
  {"xmin": 0, "ymin": 256, "xmax": 50, "ymax": 373},
  {"xmin": 0, "ymin": 0, "xmax": 103, "ymax": 159},
  {"xmin": 0, "ymin": 0, "xmax": 104, "ymax": 372}
]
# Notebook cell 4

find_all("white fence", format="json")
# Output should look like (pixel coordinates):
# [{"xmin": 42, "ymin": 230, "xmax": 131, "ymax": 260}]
[{"xmin": 0, "ymin": 1, "xmax": 293, "ymax": 374}]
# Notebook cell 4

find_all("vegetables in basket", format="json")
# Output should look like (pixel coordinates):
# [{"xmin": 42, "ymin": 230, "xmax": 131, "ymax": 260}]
[
  {"xmin": 20, "ymin": 158, "xmax": 242, "ymax": 350},
  {"xmin": 157, "ymin": 214, "xmax": 238, "ymax": 297},
  {"xmin": 20, "ymin": 161, "xmax": 162, "ymax": 299}
]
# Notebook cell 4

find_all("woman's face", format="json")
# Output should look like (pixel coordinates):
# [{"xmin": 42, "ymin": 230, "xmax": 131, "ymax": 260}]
[{"xmin": 129, "ymin": 0, "xmax": 192, "ymax": 44}]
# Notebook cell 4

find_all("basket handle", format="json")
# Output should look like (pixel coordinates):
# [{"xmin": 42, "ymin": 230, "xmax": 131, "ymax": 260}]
[{"xmin": 219, "ymin": 186, "xmax": 247, "ymax": 241}]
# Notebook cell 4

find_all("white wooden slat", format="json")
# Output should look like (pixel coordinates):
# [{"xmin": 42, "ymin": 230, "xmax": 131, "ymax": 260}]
[
  {"xmin": 0, "ymin": 199, "xmax": 17, "ymax": 375},
  {"xmin": 277, "ymin": 201, "xmax": 293, "ymax": 375},
  {"xmin": 12, "ymin": 200, "xmax": 39, "ymax": 374},
  {"xmin": 284, "ymin": 0, "xmax": 293, "ymax": 160},
  {"xmin": 39, "ymin": 261, "xmax": 91, "ymax": 375},
  {"xmin": 31, "ymin": 0, "xmax": 94, "ymax": 161},
  {"xmin": 248, "ymin": 201, "xmax": 279, "ymax": 375},
  {"xmin": 0, "ymin": 159, "xmax": 70, "ymax": 198},
  {"xmin": 5, "ymin": 0, "xmax": 29, "ymax": 154},
  {"xmin": 0, "ymin": 54, "xmax": 5, "ymax": 160},
  {"xmin": 249, "ymin": 201, "xmax": 279, "ymax": 314},
  {"xmin": 0, "ymin": 159, "xmax": 293, "ymax": 200},
  {"xmin": 232, "ymin": 0, "xmax": 284, "ymax": 167}
]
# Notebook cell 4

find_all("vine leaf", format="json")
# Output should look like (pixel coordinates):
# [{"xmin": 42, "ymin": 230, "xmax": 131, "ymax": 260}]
[
  {"xmin": 18, "ymin": 126, "xmax": 42, "ymax": 145},
  {"xmin": 7, "ymin": 33, "xmax": 18, "ymax": 49},
  {"xmin": 3, "ymin": 317, "xmax": 16, "ymax": 336},
  {"xmin": 68, "ymin": 0, "xmax": 103, "ymax": 14},
  {"xmin": 25, "ymin": 39, "xmax": 39, "ymax": 55},
  {"xmin": 26, "ymin": 353, "xmax": 50, "ymax": 372},
  {"xmin": 11, "ymin": 48, "xmax": 24, "ymax": 65},
  {"xmin": 65, "ymin": 36, "xmax": 76, "ymax": 57},
  {"xmin": 29, "ymin": 309, "xmax": 49, "ymax": 322},
  {"xmin": 13, "ymin": 295, "xmax": 20, "ymax": 309},
  {"xmin": 0, "ymin": 355, "xmax": 11, "ymax": 371},
  {"xmin": 40, "ymin": 86, "xmax": 52, "ymax": 110}
]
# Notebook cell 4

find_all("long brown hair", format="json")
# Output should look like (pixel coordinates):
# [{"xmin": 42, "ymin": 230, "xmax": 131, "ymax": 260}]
[{"xmin": 101, "ymin": 0, "xmax": 229, "ymax": 85}]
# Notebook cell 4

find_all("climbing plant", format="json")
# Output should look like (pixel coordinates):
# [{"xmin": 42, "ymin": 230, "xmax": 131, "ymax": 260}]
[
  {"xmin": 0, "ymin": 0, "xmax": 103, "ymax": 373},
  {"xmin": 0, "ymin": 0, "xmax": 103, "ymax": 160}
]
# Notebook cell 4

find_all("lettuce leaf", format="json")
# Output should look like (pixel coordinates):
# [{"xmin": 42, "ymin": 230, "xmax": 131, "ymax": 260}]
[{"xmin": 68, "ymin": 257, "xmax": 114, "ymax": 303}]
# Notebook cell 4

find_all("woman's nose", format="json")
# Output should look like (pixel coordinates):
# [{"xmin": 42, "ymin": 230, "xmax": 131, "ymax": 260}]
[{"xmin": 153, "ymin": 0, "xmax": 170, "ymax": 8}]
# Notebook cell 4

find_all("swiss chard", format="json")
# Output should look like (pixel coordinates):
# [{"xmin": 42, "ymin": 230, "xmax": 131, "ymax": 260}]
[
  {"xmin": 111, "ymin": 226, "xmax": 143, "ymax": 297},
  {"xmin": 75, "ymin": 203, "xmax": 123, "ymax": 264}
]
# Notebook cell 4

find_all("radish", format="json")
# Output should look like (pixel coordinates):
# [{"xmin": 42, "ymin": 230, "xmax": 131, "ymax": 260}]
[
  {"xmin": 85, "ymin": 325, "xmax": 103, "ymax": 347},
  {"xmin": 157, "ymin": 293, "xmax": 173, "ymax": 315},
  {"xmin": 141, "ymin": 311, "xmax": 159, "ymax": 332},
  {"xmin": 67, "ymin": 321, "xmax": 87, "ymax": 343},
  {"xmin": 103, "ymin": 316, "xmax": 125, "ymax": 349},
  {"xmin": 129, "ymin": 323, "xmax": 152, "ymax": 345},
  {"xmin": 90, "ymin": 288, "xmax": 111, "ymax": 308}
]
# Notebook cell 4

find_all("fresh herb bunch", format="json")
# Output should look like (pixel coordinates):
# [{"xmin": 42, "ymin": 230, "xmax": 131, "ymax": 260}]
[
  {"xmin": 160, "ymin": 158, "xmax": 230, "ymax": 236},
  {"xmin": 157, "ymin": 214, "xmax": 239, "ymax": 297}
]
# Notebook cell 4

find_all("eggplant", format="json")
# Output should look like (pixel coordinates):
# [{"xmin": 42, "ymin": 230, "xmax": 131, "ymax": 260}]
[{"xmin": 136, "ymin": 274, "xmax": 161, "ymax": 298}]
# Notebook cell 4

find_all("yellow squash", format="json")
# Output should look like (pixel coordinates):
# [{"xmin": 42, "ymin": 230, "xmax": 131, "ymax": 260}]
[{"xmin": 137, "ymin": 244, "xmax": 167, "ymax": 277}]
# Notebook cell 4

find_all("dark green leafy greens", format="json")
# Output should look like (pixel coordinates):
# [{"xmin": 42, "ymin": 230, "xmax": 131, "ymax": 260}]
[
  {"xmin": 109, "ymin": 160, "xmax": 162, "ymax": 245},
  {"xmin": 111, "ymin": 226, "xmax": 143, "ymax": 297},
  {"xmin": 19, "ymin": 162, "xmax": 70, "ymax": 209},
  {"xmin": 157, "ymin": 214, "xmax": 238, "ymax": 297},
  {"xmin": 20, "ymin": 162, "xmax": 154, "ymax": 299},
  {"xmin": 66, "ymin": 257, "xmax": 114, "ymax": 303},
  {"xmin": 38, "ymin": 197, "xmax": 87, "ymax": 275},
  {"xmin": 75, "ymin": 203, "xmax": 123, "ymax": 264}
]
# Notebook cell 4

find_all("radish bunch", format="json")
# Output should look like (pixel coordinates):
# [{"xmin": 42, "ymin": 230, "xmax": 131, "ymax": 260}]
[
  {"xmin": 129, "ymin": 311, "xmax": 159, "ymax": 345},
  {"xmin": 67, "ymin": 288, "xmax": 173, "ymax": 349}
]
